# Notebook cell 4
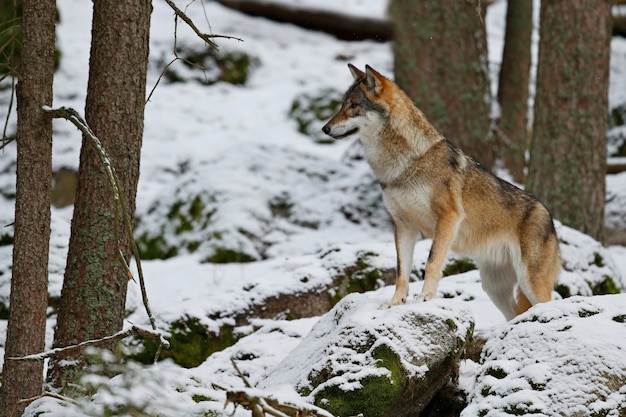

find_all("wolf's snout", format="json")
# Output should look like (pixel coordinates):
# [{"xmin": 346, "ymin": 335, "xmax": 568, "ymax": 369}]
[{"xmin": 322, "ymin": 124, "xmax": 331, "ymax": 135}]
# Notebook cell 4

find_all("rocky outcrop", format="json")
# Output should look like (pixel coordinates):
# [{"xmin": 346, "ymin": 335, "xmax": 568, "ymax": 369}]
[
  {"xmin": 462, "ymin": 294, "xmax": 626, "ymax": 417},
  {"xmin": 259, "ymin": 292, "xmax": 475, "ymax": 417}
]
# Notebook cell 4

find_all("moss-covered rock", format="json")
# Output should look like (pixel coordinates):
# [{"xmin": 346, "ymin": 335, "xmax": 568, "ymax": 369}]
[
  {"xmin": 259, "ymin": 292, "xmax": 474, "ymax": 417},
  {"xmin": 135, "ymin": 189, "xmax": 260, "ymax": 263},
  {"xmin": 556, "ymin": 222, "xmax": 624, "ymax": 298},
  {"xmin": 165, "ymin": 47, "xmax": 259, "ymax": 86},
  {"xmin": 442, "ymin": 257, "xmax": 476, "ymax": 277},
  {"xmin": 133, "ymin": 144, "xmax": 371, "ymax": 264},
  {"xmin": 130, "ymin": 316, "xmax": 238, "ymax": 368},
  {"xmin": 325, "ymin": 250, "xmax": 395, "ymax": 306}
]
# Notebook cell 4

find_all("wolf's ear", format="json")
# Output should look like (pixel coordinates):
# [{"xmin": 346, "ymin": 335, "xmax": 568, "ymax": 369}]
[
  {"xmin": 348, "ymin": 63, "xmax": 365, "ymax": 80},
  {"xmin": 364, "ymin": 65, "xmax": 385, "ymax": 95}
]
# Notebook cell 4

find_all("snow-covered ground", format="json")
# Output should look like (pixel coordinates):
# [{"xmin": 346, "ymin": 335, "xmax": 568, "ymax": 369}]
[{"xmin": 0, "ymin": 0, "xmax": 625, "ymax": 415}]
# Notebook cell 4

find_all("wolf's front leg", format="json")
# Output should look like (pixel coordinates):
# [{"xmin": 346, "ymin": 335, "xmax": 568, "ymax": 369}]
[
  {"xmin": 415, "ymin": 209, "xmax": 463, "ymax": 302},
  {"xmin": 381, "ymin": 223, "xmax": 419, "ymax": 308}
]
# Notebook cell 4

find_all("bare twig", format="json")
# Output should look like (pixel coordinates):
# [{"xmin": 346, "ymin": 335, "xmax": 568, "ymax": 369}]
[
  {"xmin": 8, "ymin": 325, "xmax": 163, "ymax": 362},
  {"xmin": 231, "ymin": 358, "xmax": 253, "ymax": 388},
  {"xmin": 221, "ymin": 361, "xmax": 336, "ymax": 417},
  {"xmin": 1, "ymin": 76, "xmax": 16, "ymax": 149},
  {"xmin": 225, "ymin": 388, "xmax": 334, "ymax": 417},
  {"xmin": 163, "ymin": 0, "xmax": 243, "ymax": 50}
]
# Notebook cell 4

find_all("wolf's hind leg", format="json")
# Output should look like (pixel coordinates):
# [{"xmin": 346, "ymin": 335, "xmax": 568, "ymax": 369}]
[
  {"xmin": 479, "ymin": 259, "xmax": 518, "ymax": 320},
  {"xmin": 517, "ymin": 219, "xmax": 561, "ymax": 310}
]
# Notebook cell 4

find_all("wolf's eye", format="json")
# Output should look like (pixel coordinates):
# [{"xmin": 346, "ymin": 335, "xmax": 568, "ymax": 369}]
[{"xmin": 350, "ymin": 102, "xmax": 358, "ymax": 109}]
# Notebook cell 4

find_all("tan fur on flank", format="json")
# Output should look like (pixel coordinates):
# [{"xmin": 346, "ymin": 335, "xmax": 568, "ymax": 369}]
[{"xmin": 322, "ymin": 64, "xmax": 561, "ymax": 320}]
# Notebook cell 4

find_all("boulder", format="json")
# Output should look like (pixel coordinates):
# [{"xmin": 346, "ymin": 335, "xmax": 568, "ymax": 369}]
[
  {"xmin": 555, "ymin": 222, "xmax": 624, "ymax": 298},
  {"xmin": 259, "ymin": 292, "xmax": 474, "ymax": 417},
  {"xmin": 462, "ymin": 294, "xmax": 626, "ymax": 417}
]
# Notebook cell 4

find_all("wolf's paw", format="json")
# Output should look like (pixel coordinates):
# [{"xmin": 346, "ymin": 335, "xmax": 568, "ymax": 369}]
[
  {"xmin": 379, "ymin": 296, "xmax": 407, "ymax": 309},
  {"xmin": 414, "ymin": 292, "xmax": 433, "ymax": 303}
]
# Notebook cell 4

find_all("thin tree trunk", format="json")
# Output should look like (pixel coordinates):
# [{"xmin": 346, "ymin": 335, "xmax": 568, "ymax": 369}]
[
  {"xmin": 497, "ymin": 0, "xmax": 532, "ymax": 182},
  {"xmin": 526, "ymin": 0, "xmax": 611, "ymax": 241},
  {"xmin": 0, "ymin": 0, "xmax": 55, "ymax": 415},
  {"xmin": 389, "ymin": 0, "xmax": 494, "ymax": 170},
  {"xmin": 48, "ymin": 0, "xmax": 151, "ymax": 391}
]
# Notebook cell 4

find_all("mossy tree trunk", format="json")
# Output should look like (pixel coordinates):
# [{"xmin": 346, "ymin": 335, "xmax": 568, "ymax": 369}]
[
  {"xmin": 48, "ymin": 0, "xmax": 151, "ymax": 391},
  {"xmin": 497, "ymin": 0, "xmax": 532, "ymax": 183},
  {"xmin": 389, "ymin": 0, "xmax": 494, "ymax": 170},
  {"xmin": 526, "ymin": 0, "xmax": 611, "ymax": 242},
  {"xmin": 0, "ymin": 0, "xmax": 55, "ymax": 415}
]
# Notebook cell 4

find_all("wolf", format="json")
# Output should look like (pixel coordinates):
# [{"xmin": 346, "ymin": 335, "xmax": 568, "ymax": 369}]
[{"xmin": 322, "ymin": 64, "xmax": 561, "ymax": 320}]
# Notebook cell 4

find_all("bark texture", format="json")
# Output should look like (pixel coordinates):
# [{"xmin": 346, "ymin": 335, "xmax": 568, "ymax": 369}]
[
  {"xmin": 49, "ymin": 0, "xmax": 151, "ymax": 390},
  {"xmin": 389, "ymin": 0, "xmax": 494, "ymax": 169},
  {"xmin": 0, "ymin": 0, "xmax": 55, "ymax": 415},
  {"xmin": 497, "ymin": 0, "xmax": 532, "ymax": 182},
  {"xmin": 526, "ymin": 0, "xmax": 611, "ymax": 241}
]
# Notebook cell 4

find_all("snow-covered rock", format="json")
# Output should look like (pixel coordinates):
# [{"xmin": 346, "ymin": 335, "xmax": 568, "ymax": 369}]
[
  {"xmin": 556, "ymin": 222, "xmax": 625, "ymax": 298},
  {"xmin": 259, "ymin": 292, "xmax": 474, "ymax": 417},
  {"xmin": 462, "ymin": 294, "xmax": 626, "ymax": 417}
]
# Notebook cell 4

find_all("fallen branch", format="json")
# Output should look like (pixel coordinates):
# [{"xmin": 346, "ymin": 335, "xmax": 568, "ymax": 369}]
[
  {"xmin": 225, "ymin": 388, "xmax": 335, "ymax": 417},
  {"xmin": 218, "ymin": 360, "xmax": 335, "ymax": 417},
  {"xmin": 8, "ymin": 325, "xmax": 166, "ymax": 362}
]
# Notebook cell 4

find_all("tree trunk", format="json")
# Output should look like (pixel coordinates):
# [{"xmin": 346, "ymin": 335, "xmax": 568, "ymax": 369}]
[
  {"xmin": 0, "ymin": 0, "xmax": 55, "ymax": 415},
  {"xmin": 526, "ymin": 0, "xmax": 611, "ymax": 242},
  {"xmin": 48, "ymin": 0, "xmax": 151, "ymax": 391},
  {"xmin": 497, "ymin": 0, "xmax": 532, "ymax": 183},
  {"xmin": 389, "ymin": 0, "xmax": 494, "ymax": 170}
]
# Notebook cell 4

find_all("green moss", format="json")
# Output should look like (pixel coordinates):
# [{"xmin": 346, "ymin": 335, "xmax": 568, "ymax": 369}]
[
  {"xmin": 136, "ymin": 194, "xmax": 221, "ymax": 260},
  {"xmin": 328, "ymin": 251, "xmax": 386, "ymax": 307},
  {"xmin": 486, "ymin": 367, "xmax": 507, "ymax": 379},
  {"xmin": 0, "ymin": 301, "xmax": 8, "ymax": 320},
  {"xmin": 445, "ymin": 318, "xmax": 458, "ymax": 331},
  {"xmin": 590, "ymin": 276, "xmax": 621, "ymax": 295},
  {"xmin": 0, "ymin": 232, "xmax": 13, "ymax": 246},
  {"xmin": 189, "ymin": 195, "xmax": 205, "ymax": 220},
  {"xmin": 442, "ymin": 258, "xmax": 477, "ymax": 277},
  {"xmin": 503, "ymin": 401, "xmax": 542, "ymax": 415},
  {"xmin": 555, "ymin": 283, "xmax": 571, "ymax": 299},
  {"xmin": 131, "ymin": 318, "xmax": 238, "ymax": 368},
  {"xmin": 165, "ymin": 48, "xmax": 259, "ymax": 85},
  {"xmin": 0, "ymin": 2, "xmax": 22, "ymax": 76},
  {"xmin": 289, "ymin": 89, "xmax": 343, "ymax": 144},
  {"xmin": 313, "ymin": 344, "xmax": 405, "ymax": 417},
  {"xmin": 610, "ymin": 104, "xmax": 626, "ymax": 128},
  {"xmin": 192, "ymin": 394, "xmax": 216, "ymax": 403},
  {"xmin": 578, "ymin": 308, "xmax": 600, "ymax": 318},
  {"xmin": 203, "ymin": 248, "xmax": 256, "ymax": 264},
  {"xmin": 592, "ymin": 252, "xmax": 605, "ymax": 268},
  {"xmin": 612, "ymin": 314, "xmax": 626, "ymax": 323},
  {"xmin": 135, "ymin": 232, "xmax": 178, "ymax": 260}
]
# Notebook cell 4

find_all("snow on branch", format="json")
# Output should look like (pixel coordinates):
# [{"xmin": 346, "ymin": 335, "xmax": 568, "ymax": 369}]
[{"xmin": 8, "ymin": 325, "xmax": 166, "ymax": 362}]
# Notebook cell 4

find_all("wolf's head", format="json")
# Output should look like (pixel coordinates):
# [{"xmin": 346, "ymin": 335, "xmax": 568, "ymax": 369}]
[{"xmin": 322, "ymin": 64, "xmax": 392, "ymax": 140}]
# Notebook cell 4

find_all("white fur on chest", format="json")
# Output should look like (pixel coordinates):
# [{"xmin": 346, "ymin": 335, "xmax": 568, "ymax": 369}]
[{"xmin": 382, "ymin": 182, "xmax": 436, "ymax": 234}]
